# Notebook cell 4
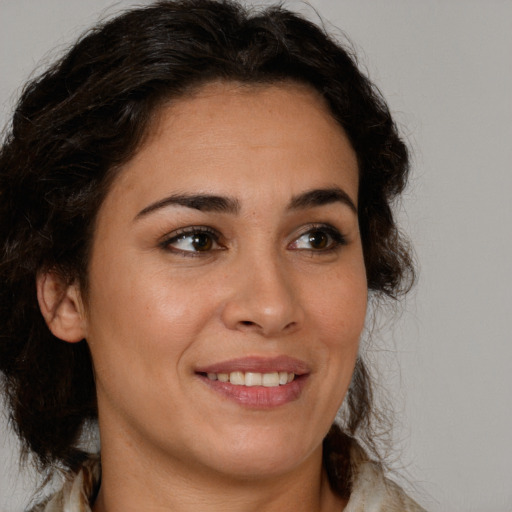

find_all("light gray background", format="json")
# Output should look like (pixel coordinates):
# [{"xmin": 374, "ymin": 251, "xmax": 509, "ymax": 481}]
[{"xmin": 1, "ymin": 1, "xmax": 511, "ymax": 511}]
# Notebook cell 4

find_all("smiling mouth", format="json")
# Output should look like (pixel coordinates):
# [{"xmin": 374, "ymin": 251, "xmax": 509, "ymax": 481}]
[
  {"xmin": 200, "ymin": 371, "xmax": 296, "ymax": 387},
  {"xmin": 195, "ymin": 356, "xmax": 309, "ymax": 407}
]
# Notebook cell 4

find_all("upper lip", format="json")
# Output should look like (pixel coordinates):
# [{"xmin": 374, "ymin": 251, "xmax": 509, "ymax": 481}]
[{"xmin": 195, "ymin": 355, "xmax": 310, "ymax": 375}]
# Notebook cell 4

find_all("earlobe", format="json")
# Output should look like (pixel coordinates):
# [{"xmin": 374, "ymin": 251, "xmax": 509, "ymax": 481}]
[{"xmin": 36, "ymin": 271, "xmax": 87, "ymax": 343}]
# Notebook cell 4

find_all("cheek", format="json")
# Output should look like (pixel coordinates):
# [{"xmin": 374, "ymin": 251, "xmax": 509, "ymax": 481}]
[
  {"xmin": 312, "ymin": 263, "xmax": 368, "ymax": 337},
  {"xmin": 84, "ymin": 254, "xmax": 228, "ymax": 385},
  {"xmin": 308, "ymin": 263, "xmax": 367, "ymax": 381},
  {"xmin": 83, "ymin": 272, "xmax": 210, "ymax": 421},
  {"xmin": 86, "ymin": 271, "xmax": 205, "ymax": 351}
]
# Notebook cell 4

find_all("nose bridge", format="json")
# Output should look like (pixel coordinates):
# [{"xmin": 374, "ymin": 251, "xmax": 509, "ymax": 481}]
[{"xmin": 221, "ymin": 242, "xmax": 302, "ymax": 336}]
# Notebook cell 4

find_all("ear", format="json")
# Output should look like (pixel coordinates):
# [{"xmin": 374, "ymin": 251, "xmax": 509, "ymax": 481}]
[{"xmin": 36, "ymin": 271, "xmax": 87, "ymax": 343}]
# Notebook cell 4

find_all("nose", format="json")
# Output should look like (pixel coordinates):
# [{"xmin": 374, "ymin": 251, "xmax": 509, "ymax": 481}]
[{"xmin": 220, "ymin": 254, "xmax": 304, "ymax": 337}]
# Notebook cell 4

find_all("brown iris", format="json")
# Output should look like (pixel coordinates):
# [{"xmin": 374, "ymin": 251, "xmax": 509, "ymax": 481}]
[
  {"xmin": 191, "ymin": 233, "xmax": 213, "ymax": 251},
  {"xmin": 308, "ymin": 230, "xmax": 329, "ymax": 249}
]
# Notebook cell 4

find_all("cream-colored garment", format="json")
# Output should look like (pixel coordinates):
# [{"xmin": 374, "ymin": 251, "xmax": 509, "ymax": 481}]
[
  {"xmin": 343, "ymin": 456, "xmax": 426, "ymax": 512},
  {"xmin": 29, "ymin": 455, "xmax": 99, "ymax": 512},
  {"xmin": 30, "ymin": 452, "xmax": 426, "ymax": 512}
]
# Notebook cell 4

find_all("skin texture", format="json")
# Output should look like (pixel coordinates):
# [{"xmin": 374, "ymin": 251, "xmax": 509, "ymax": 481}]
[{"xmin": 39, "ymin": 81, "xmax": 367, "ymax": 511}]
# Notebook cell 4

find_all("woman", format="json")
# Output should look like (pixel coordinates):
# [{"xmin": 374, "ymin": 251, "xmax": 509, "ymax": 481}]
[{"xmin": 0, "ymin": 0, "xmax": 423, "ymax": 510}]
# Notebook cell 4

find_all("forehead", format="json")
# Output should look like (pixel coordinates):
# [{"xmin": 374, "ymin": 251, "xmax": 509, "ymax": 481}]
[
  {"xmin": 149, "ymin": 80, "xmax": 349, "ymax": 154},
  {"xmin": 103, "ymin": 80, "xmax": 359, "ymax": 215}
]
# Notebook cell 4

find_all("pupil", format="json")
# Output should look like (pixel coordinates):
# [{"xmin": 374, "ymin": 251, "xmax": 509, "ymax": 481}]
[
  {"xmin": 192, "ymin": 233, "xmax": 212, "ymax": 251},
  {"xmin": 309, "ymin": 231, "xmax": 328, "ymax": 249}
]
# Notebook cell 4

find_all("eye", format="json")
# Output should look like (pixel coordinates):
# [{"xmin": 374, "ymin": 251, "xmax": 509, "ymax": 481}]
[
  {"xmin": 289, "ymin": 225, "xmax": 346, "ymax": 252},
  {"xmin": 161, "ymin": 227, "xmax": 222, "ymax": 255}
]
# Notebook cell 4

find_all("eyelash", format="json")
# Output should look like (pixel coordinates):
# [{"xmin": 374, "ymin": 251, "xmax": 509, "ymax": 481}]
[
  {"xmin": 159, "ymin": 223, "xmax": 347, "ymax": 256},
  {"xmin": 160, "ymin": 226, "xmax": 223, "ymax": 257},
  {"xmin": 289, "ymin": 224, "xmax": 347, "ymax": 253}
]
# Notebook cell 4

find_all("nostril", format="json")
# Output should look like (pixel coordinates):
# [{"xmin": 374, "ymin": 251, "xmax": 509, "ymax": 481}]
[
  {"xmin": 240, "ymin": 321, "xmax": 255, "ymax": 327},
  {"xmin": 283, "ymin": 321, "xmax": 296, "ymax": 331}
]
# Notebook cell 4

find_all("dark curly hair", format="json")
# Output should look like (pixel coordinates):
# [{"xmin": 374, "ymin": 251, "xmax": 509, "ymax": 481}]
[{"xmin": 0, "ymin": 0, "xmax": 413, "ymax": 495}]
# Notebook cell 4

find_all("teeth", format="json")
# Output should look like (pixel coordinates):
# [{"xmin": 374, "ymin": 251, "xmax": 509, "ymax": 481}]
[
  {"xmin": 245, "ymin": 372, "xmax": 262, "ymax": 386},
  {"xmin": 206, "ymin": 371, "xmax": 296, "ymax": 387},
  {"xmin": 230, "ymin": 371, "xmax": 245, "ymax": 386},
  {"xmin": 262, "ymin": 372, "xmax": 279, "ymax": 387}
]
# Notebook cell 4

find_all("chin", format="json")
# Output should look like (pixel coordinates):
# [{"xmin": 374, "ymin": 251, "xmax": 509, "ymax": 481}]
[{"xmin": 196, "ymin": 426, "xmax": 322, "ymax": 480}]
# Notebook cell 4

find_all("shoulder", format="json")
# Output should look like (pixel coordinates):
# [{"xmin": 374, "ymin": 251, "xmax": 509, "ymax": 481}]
[{"xmin": 344, "ymin": 443, "xmax": 427, "ymax": 512}]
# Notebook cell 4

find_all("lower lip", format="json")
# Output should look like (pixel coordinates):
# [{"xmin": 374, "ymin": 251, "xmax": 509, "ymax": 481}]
[{"xmin": 198, "ymin": 374, "xmax": 308, "ymax": 409}]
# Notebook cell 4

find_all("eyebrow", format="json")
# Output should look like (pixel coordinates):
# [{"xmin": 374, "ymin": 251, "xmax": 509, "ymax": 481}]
[
  {"xmin": 288, "ymin": 187, "xmax": 357, "ymax": 213},
  {"xmin": 134, "ymin": 186, "xmax": 357, "ymax": 220},
  {"xmin": 135, "ymin": 193, "xmax": 241, "ymax": 219}
]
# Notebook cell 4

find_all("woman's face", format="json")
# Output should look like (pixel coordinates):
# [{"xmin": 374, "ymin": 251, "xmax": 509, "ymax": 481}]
[{"xmin": 82, "ymin": 81, "xmax": 367, "ymax": 479}]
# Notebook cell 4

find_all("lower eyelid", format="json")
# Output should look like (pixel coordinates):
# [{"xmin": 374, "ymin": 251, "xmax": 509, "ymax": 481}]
[
  {"xmin": 158, "ymin": 225, "xmax": 347, "ymax": 253},
  {"xmin": 291, "ymin": 225, "xmax": 347, "ymax": 248},
  {"xmin": 159, "ymin": 227, "xmax": 222, "ymax": 252}
]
